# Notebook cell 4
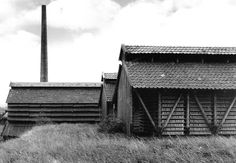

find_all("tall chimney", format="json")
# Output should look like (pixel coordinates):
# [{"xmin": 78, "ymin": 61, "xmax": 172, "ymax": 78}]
[{"xmin": 40, "ymin": 5, "xmax": 48, "ymax": 82}]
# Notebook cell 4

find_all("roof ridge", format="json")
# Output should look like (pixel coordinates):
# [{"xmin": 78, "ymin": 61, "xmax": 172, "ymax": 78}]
[{"xmin": 10, "ymin": 82, "xmax": 102, "ymax": 88}]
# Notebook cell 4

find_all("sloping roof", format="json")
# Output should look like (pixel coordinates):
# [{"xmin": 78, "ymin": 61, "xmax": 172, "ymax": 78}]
[
  {"xmin": 10, "ymin": 82, "xmax": 101, "ymax": 88},
  {"xmin": 120, "ymin": 45, "xmax": 236, "ymax": 60},
  {"xmin": 7, "ymin": 87, "xmax": 101, "ymax": 104},
  {"xmin": 125, "ymin": 62, "xmax": 236, "ymax": 90},
  {"xmin": 102, "ymin": 73, "xmax": 117, "ymax": 80},
  {"xmin": 1, "ymin": 122, "xmax": 33, "ymax": 137},
  {"xmin": 104, "ymin": 82, "xmax": 116, "ymax": 101}
]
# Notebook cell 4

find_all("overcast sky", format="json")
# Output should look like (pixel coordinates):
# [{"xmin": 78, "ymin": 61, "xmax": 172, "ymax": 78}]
[{"xmin": 0, "ymin": 0, "xmax": 236, "ymax": 105}]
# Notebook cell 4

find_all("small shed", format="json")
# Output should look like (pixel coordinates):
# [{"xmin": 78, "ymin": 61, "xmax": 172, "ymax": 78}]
[
  {"xmin": 2, "ymin": 82, "xmax": 101, "ymax": 138},
  {"xmin": 114, "ymin": 45, "xmax": 236, "ymax": 136},
  {"xmin": 100, "ymin": 73, "xmax": 117, "ymax": 119}
]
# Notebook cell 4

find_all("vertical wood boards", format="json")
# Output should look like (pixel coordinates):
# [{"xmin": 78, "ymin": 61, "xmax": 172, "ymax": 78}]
[
  {"xmin": 117, "ymin": 67, "xmax": 132, "ymax": 135},
  {"xmin": 101, "ymin": 86, "xmax": 107, "ymax": 119}
]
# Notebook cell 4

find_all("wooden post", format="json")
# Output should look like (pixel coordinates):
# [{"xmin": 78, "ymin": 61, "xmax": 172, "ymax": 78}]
[
  {"xmin": 185, "ymin": 93, "xmax": 190, "ymax": 135},
  {"xmin": 212, "ymin": 93, "xmax": 218, "ymax": 135},
  {"xmin": 134, "ymin": 89, "xmax": 157, "ymax": 132},
  {"xmin": 158, "ymin": 92, "xmax": 162, "ymax": 136},
  {"xmin": 162, "ymin": 94, "xmax": 182, "ymax": 130},
  {"xmin": 213, "ymin": 93, "xmax": 217, "ymax": 126}
]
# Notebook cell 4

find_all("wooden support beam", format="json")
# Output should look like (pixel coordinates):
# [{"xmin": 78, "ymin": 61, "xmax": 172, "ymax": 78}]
[
  {"xmin": 213, "ymin": 93, "xmax": 217, "ymax": 126},
  {"xmin": 162, "ymin": 94, "xmax": 182, "ymax": 130},
  {"xmin": 211, "ymin": 93, "xmax": 218, "ymax": 135},
  {"xmin": 134, "ymin": 89, "xmax": 157, "ymax": 131},
  {"xmin": 217, "ymin": 96, "xmax": 236, "ymax": 131},
  {"xmin": 158, "ymin": 92, "xmax": 162, "ymax": 129},
  {"xmin": 186, "ymin": 94, "xmax": 190, "ymax": 129},
  {"xmin": 184, "ymin": 93, "xmax": 190, "ymax": 135},
  {"xmin": 194, "ymin": 95, "xmax": 211, "ymax": 128}
]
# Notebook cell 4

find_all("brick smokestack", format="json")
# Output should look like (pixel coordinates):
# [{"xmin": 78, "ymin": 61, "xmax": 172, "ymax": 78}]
[{"xmin": 40, "ymin": 5, "xmax": 48, "ymax": 82}]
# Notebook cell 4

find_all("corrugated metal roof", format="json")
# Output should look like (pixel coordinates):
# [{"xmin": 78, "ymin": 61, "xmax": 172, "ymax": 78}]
[
  {"xmin": 102, "ymin": 73, "xmax": 117, "ymax": 80},
  {"xmin": 1, "ymin": 122, "xmax": 33, "ymax": 137},
  {"xmin": 125, "ymin": 62, "xmax": 236, "ymax": 90},
  {"xmin": 10, "ymin": 82, "xmax": 102, "ymax": 88},
  {"xmin": 6, "ymin": 87, "xmax": 101, "ymax": 104}
]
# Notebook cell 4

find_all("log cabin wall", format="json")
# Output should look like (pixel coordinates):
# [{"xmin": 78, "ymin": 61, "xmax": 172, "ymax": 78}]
[
  {"xmin": 132, "ymin": 89, "xmax": 236, "ymax": 136},
  {"xmin": 117, "ymin": 67, "xmax": 132, "ymax": 135}
]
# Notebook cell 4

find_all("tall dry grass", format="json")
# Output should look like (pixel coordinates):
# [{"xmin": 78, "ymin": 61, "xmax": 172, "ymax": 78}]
[{"xmin": 0, "ymin": 123, "xmax": 236, "ymax": 163}]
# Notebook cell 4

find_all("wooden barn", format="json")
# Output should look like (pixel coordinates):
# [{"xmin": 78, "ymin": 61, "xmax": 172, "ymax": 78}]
[
  {"xmin": 114, "ymin": 45, "xmax": 236, "ymax": 136},
  {"xmin": 100, "ymin": 73, "xmax": 117, "ymax": 119},
  {"xmin": 1, "ymin": 82, "xmax": 101, "ymax": 138}
]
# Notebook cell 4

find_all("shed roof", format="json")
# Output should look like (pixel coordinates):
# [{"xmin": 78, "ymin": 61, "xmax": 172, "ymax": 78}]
[
  {"xmin": 120, "ymin": 45, "xmax": 236, "ymax": 60},
  {"xmin": 10, "ymin": 82, "xmax": 101, "ymax": 88},
  {"xmin": 7, "ymin": 84, "xmax": 101, "ymax": 104},
  {"xmin": 125, "ymin": 62, "xmax": 236, "ymax": 90}
]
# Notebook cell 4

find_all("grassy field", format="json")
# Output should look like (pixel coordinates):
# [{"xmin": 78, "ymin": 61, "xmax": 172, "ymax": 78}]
[
  {"xmin": 0, "ymin": 107, "xmax": 6, "ymax": 139},
  {"xmin": 0, "ymin": 124, "xmax": 236, "ymax": 163}
]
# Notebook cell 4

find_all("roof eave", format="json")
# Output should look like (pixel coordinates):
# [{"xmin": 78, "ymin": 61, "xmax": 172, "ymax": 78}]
[
  {"xmin": 118, "ymin": 44, "xmax": 127, "ymax": 61},
  {"xmin": 133, "ymin": 86, "xmax": 236, "ymax": 90}
]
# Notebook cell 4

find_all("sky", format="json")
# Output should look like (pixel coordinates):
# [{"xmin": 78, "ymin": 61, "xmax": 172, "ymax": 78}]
[{"xmin": 0, "ymin": 0, "xmax": 236, "ymax": 105}]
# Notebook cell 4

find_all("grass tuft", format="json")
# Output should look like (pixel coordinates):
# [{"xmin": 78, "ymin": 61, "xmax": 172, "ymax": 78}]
[{"xmin": 0, "ymin": 124, "xmax": 236, "ymax": 162}]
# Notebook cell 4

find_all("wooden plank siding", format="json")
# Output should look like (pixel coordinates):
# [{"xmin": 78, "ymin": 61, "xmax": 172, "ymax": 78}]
[
  {"xmin": 117, "ymin": 67, "xmax": 133, "ymax": 135},
  {"xmin": 131, "ymin": 89, "xmax": 236, "ymax": 136},
  {"xmin": 189, "ymin": 92, "xmax": 213, "ymax": 135},
  {"xmin": 161, "ymin": 92, "xmax": 185, "ymax": 136},
  {"xmin": 101, "ymin": 85, "xmax": 108, "ymax": 119},
  {"xmin": 217, "ymin": 92, "xmax": 236, "ymax": 135},
  {"xmin": 7, "ymin": 104, "xmax": 101, "ymax": 123},
  {"xmin": 132, "ymin": 89, "xmax": 158, "ymax": 135}
]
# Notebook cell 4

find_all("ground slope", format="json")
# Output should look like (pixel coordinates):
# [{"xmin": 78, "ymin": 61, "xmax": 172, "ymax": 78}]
[{"xmin": 0, "ymin": 123, "xmax": 236, "ymax": 163}]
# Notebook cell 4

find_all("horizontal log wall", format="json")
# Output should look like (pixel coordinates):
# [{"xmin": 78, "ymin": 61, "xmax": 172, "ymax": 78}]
[
  {"xmin": 132, "ymin": 89, "xmax": 236, "ymax": 136},
  {"xmin": 7, "ymin": 104, "xmax": 101, "ymax": 123}
]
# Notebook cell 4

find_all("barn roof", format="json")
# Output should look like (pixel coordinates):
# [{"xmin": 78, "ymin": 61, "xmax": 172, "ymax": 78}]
[
  {"xmin": 125, "ymin": 62, "xmax": 236, "ymax": 90},
  {"xmin": 7, "ymin": 82, "xmax": 101, "ymax": 104},
  {"xmin": 119, "ymin": 45, "xmax": 236, "ymax": 60}
]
